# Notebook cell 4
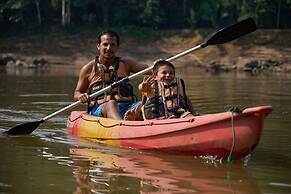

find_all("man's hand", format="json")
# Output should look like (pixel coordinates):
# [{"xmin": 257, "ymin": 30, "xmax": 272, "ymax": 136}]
[{"xmin": 78, "ymin": 93, "xmax": 90, "ymax": 103}]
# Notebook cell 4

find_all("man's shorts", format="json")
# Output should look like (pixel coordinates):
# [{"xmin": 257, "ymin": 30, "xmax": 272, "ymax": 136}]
[{"xmin": 89, "ymin": 101, "xmax": 141, "ymax": 119}]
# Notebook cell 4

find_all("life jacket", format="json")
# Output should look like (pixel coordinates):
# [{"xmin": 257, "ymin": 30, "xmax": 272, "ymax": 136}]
[
  {"xmin": 141, "ymin": 78, "xmax": 190, "ymax": 120},
  {"xmin": 87, "ymin": 56, "xmax": 136, "ymax": 110}
]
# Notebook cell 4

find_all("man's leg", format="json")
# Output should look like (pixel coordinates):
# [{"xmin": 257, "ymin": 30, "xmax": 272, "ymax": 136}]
[
  {"xmin": 102, "ymin": 100, "xmax": 122, "ymax": 120},
  {"xmin": 124, "ymin": 101, "xmax": 143, "ymax": 121}
]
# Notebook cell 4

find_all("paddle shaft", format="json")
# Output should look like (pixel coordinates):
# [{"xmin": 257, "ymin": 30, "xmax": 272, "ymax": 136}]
[{"xmin": 42, "ymin": 44, "xmax": 202, "ymax": 121}]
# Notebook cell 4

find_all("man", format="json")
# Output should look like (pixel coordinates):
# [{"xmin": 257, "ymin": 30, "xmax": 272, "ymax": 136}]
[{"xmin": 74, "ymin": 30, "xmax": 148, "ymax": 120}]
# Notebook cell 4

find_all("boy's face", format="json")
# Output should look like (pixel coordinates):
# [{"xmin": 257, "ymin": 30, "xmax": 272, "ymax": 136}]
[{"xmin": 156, "ymin": 65, "xmax": 175, "ymax": 83}]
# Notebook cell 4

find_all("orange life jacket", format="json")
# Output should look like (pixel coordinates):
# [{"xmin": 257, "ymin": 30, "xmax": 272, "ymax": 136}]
[{"xmin": 87, "ymin": 56, "xmax": 136, "ymax": 109}]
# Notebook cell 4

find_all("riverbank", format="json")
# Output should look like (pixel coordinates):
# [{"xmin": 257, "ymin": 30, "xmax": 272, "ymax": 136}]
[{"xmin": 1, "ymin": 29, "xmax": 291, "ymax": 73}]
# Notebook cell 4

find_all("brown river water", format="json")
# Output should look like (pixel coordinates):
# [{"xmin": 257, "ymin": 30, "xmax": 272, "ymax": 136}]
[{"xmin": 0, "ymin": 65, "xmax": 291, "ymax": 194}]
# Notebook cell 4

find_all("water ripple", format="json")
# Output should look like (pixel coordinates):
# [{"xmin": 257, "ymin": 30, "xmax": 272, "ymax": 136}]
[{"xmin": 19, "ymin": 93, "xmax": 69, "ymax": 97}]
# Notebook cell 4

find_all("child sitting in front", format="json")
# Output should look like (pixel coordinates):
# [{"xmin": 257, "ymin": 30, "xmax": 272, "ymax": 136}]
[{"xmin": 138, "ymin": 59, "xmax": 197, "ymax": 120}]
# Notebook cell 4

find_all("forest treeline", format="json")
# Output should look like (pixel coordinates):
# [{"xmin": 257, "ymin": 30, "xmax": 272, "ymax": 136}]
[{"xmin": 1, "ymin": 0, "xmax": 291, "ymax": 33}]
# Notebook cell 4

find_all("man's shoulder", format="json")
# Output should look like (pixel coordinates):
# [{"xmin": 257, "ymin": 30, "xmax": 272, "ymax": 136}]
[
  {"xmin": 118, "ymin": 57, "xmax": 137, "ymax": 72},
  {"xmin": 81, "ymin": 60, "xmax": 95, "ymax": 73},
  {"xmin": 120, "ymin": 57, "xmax": 138, "ymax": 65},
  {"xmin": 86, "ymin": 59, "xmax": 95, "ymax": 66}
]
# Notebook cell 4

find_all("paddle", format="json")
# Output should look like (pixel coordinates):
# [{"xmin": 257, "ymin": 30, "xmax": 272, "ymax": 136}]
[{"xmin": 3, "ymin": 17, "xmax": 257, "ymax": 135}]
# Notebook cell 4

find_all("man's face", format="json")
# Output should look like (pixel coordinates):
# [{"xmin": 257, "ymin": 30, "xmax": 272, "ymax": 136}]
[{"xmin": 97, "ymin": 34, "xmax": 118, "ymax": 60}]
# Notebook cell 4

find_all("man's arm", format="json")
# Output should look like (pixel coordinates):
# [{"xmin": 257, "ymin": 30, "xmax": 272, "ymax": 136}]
[{"xmin": 74, "ymin": 62, "xmax": 92, "ymax": 103}]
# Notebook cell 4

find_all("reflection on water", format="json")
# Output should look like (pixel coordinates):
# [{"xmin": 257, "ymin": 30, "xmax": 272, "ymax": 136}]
[
  {"xmin": 1, "ymin": 65, "xmax": 291, "ymax": 194},
  {"xmin": 69, "ymin": 148, "xmax": 260, "ymax": 194}
]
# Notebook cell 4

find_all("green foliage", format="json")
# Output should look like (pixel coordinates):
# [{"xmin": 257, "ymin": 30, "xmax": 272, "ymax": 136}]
[
  {"xmin": 188, "ymin": 8, "xmax": 197, "ymax": 29},
  {"xmin": 1, "ymin": 0, "xmax": 291, "ymax": 33},
  {"xmin": 140, "ymin": 0, "xmax": 165, "ymax": 29},
  {"xmin": 111, "ymin": 0, "xmax": 143, "ymax": 27}
]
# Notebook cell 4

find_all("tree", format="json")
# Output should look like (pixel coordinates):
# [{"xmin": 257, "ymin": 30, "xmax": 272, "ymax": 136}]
[
  {"xmin": 62, "ymin": 0, "xmax": 71, "ymax": 26},
  {"xmin": 34, "ymin": 0, "xmax": 41, "ymax": 25},
  {"xmin": 0, "ymin": 0, "xmax": 25, "ymax": 27},
  {"xmin": 141, "ymin": 0, "xmax": 165, "ymax": 29},
  {"xmin": 276, "ymin": 0, "xmax": 282, "ymax": 28}
]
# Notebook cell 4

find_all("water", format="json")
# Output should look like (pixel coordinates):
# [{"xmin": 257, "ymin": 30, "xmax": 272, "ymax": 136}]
[{"xmin": 0, "ymin": 65, "xmax": 291, "ymax": 194}]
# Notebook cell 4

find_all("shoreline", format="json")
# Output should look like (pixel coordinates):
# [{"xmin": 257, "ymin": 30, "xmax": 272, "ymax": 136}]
[{"xmin": 1, "ymin": 29, "xmax": 291, "ymax": 74}]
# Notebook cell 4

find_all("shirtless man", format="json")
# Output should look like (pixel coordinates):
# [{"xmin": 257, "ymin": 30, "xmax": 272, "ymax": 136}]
[{"xmin": 74, "ymin": 30, "xmax": 148, "ymax": 120}]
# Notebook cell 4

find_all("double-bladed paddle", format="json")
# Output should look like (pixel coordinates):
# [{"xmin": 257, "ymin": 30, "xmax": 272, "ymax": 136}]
[{"xmin": 3, "ymin": 17, "xmax": 257, "ymax": 135}]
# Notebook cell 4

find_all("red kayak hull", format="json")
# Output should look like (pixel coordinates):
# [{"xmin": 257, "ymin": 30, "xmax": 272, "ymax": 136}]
[{"xmin": 67, "ymin": 105, "xmax": 272, "ymax": 159}]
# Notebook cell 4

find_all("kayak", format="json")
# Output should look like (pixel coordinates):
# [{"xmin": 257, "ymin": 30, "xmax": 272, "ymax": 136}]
[{"xmin": 67, "ymin": 105, "xmax": 272, "ymax": 160}]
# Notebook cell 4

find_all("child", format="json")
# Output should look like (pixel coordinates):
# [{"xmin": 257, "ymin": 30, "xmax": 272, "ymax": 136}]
[{"xmin": 138, "ymin": 59, "xmax": 196, "ymax": 120}]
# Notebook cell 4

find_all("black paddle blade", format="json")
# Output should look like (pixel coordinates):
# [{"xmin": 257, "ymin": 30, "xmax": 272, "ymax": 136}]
[
  {"xmin": 3, "ymin": 120, "xmax": 44, "ymax": 135},
  {"xmin": 202, "ymin": 18, "xmax": 257, "ymax": 48}
]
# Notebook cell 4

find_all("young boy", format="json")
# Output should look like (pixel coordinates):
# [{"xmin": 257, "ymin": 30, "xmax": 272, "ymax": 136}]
[{"xmin": 136, "ymin": 59, "xmax": 196, "ymax": 120}]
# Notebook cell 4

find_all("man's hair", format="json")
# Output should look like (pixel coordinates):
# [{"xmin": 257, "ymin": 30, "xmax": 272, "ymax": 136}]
[
  {"xmin": 97, "ymin": 30, "xmax": 120, "ymax": 46},
  {"xmin": 153, "ymin": 60, "xmax": 175, "ymax": 75}
]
